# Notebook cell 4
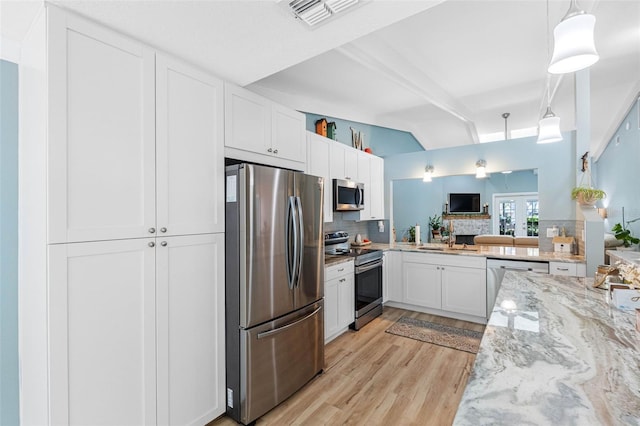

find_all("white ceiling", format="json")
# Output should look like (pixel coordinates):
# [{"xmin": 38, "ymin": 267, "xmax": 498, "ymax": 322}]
[{"xmin": 2, "ymin": 0, "xmax": 639, "ymax": 155}]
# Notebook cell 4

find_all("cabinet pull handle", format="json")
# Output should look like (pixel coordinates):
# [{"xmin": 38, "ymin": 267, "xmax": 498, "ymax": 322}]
[
  {"xmin": 161, "ymin": 241, "xmax": 167, "ymax": 247},
  {"xmin": 148, "ymin": 242, "xmax": 155, "ymax": 248},
  {"xmin": 338, "ymin": 268, "xmax": 344, "ymax": 272},
  {"xmin": 345, "ymin": 176, "xmax": 351, "ymax": 180},
  {"xmin": 148, "ymin": 227, "xmax": 156, "ymax": 234},
  {"xmin": 267, "ymin": 148, "xmax": 273, "ymax": 153},
  {"xmin": 160, "ymin": 227, "xmax": 167, "ymax": 233},
  {"xmin": 557, "ymin": 267, "xmax": 569, "ymax": 271},
  {"xmin": 339, "ymin": 278, "xmax": 346, "ymax": 282},
  {"xmin": 273, "ymin": 149, "xmax": 278, "ymax": 154}
]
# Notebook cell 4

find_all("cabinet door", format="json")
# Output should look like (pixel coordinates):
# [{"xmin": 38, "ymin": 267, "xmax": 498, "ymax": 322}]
[
  {"xmin": 329, "ymin": 143, "xmax": 347, "ymax": 180},
  {"xmin": 441, "ymin": 266, "xmax": 487, "ymax": 317},
  {"xmin": 383, "ymin": 251, "xmax": 402, "ymax": 303},
  {"xmin": 48, "ymin": 12, "xmax": 156, "ymax": 243},
  {"xmin": 324, "ymin": 277, "xmax": 339, "ymax": 341},
  {"xmin": 357, "ymin": 152, "xmax": 372, "ymax": 220},
  {"xmin": 156, "ymin": 55, "xmax": 225, "ymax": 236},
  {"xmin": 403, "ymin": 261, "xmax": 441, "ymax": 309},
  {"xmin": 48, "ymin": 239, "xmax": 156, "ymax": 425},
  {"xmin": 156, "ymin": 234, "xmax": 225, "ymax": 425},
  {"xmin": 272, "ymin": 103, "xmax": 306, "ymax": 163},
  {"xmin": 307, "ymin": 133, "xmax": 332, "ymax": 222},
  {"xmin": 344, "ymin": 147, "xmax": 359, "ymax": 181},
  {"xmin": 369, "ymin": 156, "xmax": 385, "ymax": 220},
  {"xmin": 224, "ymin": 83, "xmax": 271, "ymax": 155},
  {"xmin": 338, "ymin": 274, "xmax": 355, "ymax": 328}
]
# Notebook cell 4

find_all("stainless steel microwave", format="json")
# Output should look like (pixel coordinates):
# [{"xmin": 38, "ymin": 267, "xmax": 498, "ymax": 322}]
[{"xmin": 333, "ymin": 178, "xmax": 364, "ymax": 211}]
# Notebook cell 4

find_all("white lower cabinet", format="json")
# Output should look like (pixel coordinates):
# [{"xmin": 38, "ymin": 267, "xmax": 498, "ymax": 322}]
[
  {"xmin": 549, "ymin": 261, "xmax": 586, "ymax": 277},
  {"xmin": 48, "ymin": 234, "xmax": 225, "ymax": 426},
  {"xmin": 383, "ymin": 251, "xmax": 402, "ymax": 303},
  {"xmin": 399, "ymin": 252, "xmax": 487, "ymax": 322},
  {"xmin": 324, "ymin": 261, "xmax": 355, "ymax": 343}
]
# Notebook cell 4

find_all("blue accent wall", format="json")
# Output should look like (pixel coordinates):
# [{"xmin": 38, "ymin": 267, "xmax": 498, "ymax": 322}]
[
  {"xmin": 0, "ymin": 59, "xmax": 20, "ymax": 426},
  {"xmin": 304, "ymin": 113, "xmax": 423, "ymax": 157},
  {"xmin": 595, "ymin": 98, "xmax": 640, "ymax": 238}
]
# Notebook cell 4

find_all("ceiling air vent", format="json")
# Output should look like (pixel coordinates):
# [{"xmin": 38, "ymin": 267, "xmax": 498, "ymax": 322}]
[{"xmin": 283, "ymin": 0, "xmax": 360, "ymax": 28}]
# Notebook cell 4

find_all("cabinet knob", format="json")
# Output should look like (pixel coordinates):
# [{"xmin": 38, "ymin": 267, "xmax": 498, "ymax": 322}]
[
  {"xmin": 148, "ymin": 242, "xmax": 155, "ymax": 248},
  {"xmin": 345, "ymin": 176, "xmax": 351, "ymax": 180},
  {"xmin": 339, "ymin": 278, "xmax": 346, "ymax": 282},
  {"xmin": 160, "ymin": 227, "xmax": 167, "ymax": 233},
  {"xmin": 161, "ymin": 241, "xmax": 167, "ymax": 247},
  {"xmin": 267, "ymin": 148, "xmax": 273, "ymax": 153},
  {"xmin": 148, "ymin": 227, "xmax": 156, "ymax": 233},
  {"xmin": 273, "ymin": 149, "xmax": 278, "ymax": 154},
  {"xmin": 338, "ymin": 268, "xmax": 344, "ymax": 272}
]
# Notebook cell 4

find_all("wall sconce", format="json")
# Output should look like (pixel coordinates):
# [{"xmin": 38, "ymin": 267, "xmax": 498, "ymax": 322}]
[
  {"xmin": 423, "ymin": 165, "xmax": 434, "ymax": 182},
  {"xmin": 597, "ymin": 208, "xmax": 607, "ymax": 219},
  {"xmin": 475, "ymin": 160, "xmax": 487, "ymax": 179}
]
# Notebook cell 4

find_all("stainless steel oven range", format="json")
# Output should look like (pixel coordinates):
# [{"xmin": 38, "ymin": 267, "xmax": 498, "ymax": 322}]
[{"xmin": 325, "ymin": 231, "xmax": 383, "ymax": 330}]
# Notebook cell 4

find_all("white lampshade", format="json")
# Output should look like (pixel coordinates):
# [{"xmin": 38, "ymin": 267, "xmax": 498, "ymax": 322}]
[
  {"xmin": 475, "ymin": 160, "xmax": 487, "ymax": 179},
  {"xmin": 423, "ymin": 166, "xmax": 434, "ymax": 182},
  {"xmin": 537, "ymin": 108, "xmax": 563, "ymax": 144},
  {"xmin": 548, "ymin": 13, "xmax": 599, "ymax": 74}
]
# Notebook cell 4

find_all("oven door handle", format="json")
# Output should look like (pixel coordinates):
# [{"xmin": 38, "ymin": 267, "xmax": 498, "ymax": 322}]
[{"xmin": 355, "ymin": 259, "xmax": 383, "ymax": 274}]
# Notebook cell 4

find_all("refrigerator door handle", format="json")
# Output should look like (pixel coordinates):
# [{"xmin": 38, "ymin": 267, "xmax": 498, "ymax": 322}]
[
  {"xmin": 256, "ymin": 306, "xmax": 322, "ymax": 339},
  {"xmin": 286, "ymin": 196, "xmax": 297, "ymax": 290},
  {"xmin": 295, "ymin": 196, "xmax": 304, "ymax": 287}
]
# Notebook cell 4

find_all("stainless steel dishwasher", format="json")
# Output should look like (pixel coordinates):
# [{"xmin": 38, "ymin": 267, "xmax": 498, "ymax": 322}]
[{"xmin": 486, "ymin": 258, "xmax": 549, "ymax": 318}]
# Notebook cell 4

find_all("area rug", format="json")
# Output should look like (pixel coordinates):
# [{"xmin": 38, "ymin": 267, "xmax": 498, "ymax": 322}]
[{"xmin": 385, "ymin": 317, "xmax": 483, "ymax": 354}]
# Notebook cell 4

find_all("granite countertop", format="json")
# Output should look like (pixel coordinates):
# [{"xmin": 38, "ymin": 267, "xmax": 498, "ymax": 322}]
[
  {"xmin": 324, "ymin": 255, "xmax": 355, "ymax": 267},
  {"xmin": 373, "ymin": 242, "xmax": 585, "ymax": 263},
  {"xmin": 607, "ymin": 249, "xmax": 640, "ymax": 267},
  {"xmin": 454, "ymin": 271, "xmax": 640, "ymax": 425}
]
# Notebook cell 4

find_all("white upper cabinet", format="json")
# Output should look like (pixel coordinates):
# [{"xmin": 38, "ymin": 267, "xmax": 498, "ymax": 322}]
[
  {"xmin": 330, "ymin": 142, "xmax": 358, "ymax": 181},
  {"xmin": 357, "ymin": 151, "xmax": 371, "ymax": 219},
  {"xmin": 306, "ymin": 132, "xmax": 332, "ymax": 222},
  {"xmin": 48, "ymin": 11, "xmax": 156, "ymax": 244},
  {"xmin": 156, "ymin": 55, "xmax": 225, "ymax": 236},
  {"xmin": 225, "ymin": 83, "xmax": 306, "ymax": 169},
  {"xmin": 369, "ymin": 155, "xmax": 385, "ymax": 220}
]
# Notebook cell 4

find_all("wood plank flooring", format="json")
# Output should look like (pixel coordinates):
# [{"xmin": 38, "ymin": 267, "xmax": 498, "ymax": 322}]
[{"xmin": 210, "ymin": 307, "xmax": 485, "ymax": 426}]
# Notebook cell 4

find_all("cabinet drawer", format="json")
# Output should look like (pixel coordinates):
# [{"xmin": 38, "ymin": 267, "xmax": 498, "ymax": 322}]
[
  {"xmin": 402, "ymin": 251, "xmax": 486, "ymax": 269},
  {"xmin": 549, "ymin": 262, "xmax": 577, "ymax": 276},
  {"xmin": 325, "ymin": 261, "xmax": 354, "ymax": 281}
]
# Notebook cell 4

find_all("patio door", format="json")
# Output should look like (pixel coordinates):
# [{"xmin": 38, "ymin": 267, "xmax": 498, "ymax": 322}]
[{"xmin": 492, "ymin": 193, "xmax": 539, "ymax": 237}]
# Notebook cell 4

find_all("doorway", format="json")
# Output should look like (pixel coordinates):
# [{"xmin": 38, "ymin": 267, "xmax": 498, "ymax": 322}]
[{"xmin": 492, "ymin": 193, "xmax": 539, "ymax": 237}]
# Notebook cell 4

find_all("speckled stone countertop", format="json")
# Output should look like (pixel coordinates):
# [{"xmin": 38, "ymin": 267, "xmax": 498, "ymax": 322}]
[
  {"xmin": 324, "ymin": 255, "xmax": 355, "ymax": 267},
  {"xmin": 608, "ymin": 249, "xmax": 640, "ymax": 267},
  {"xmin": 374, "ymin": 242, "xmax": 585, "ymax": 263},
  {"xmin": 454, "ymin": 271, "xmax": 640, "ymax": 425}
]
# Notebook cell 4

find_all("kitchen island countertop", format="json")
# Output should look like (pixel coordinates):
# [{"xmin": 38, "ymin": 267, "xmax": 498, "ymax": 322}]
[{"xmin": 454, "ymin": 270, "xmax": 640, "ymax": 425}]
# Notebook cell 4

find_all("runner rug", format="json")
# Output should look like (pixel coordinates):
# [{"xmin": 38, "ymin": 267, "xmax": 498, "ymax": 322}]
[{"xmin": 385, "ymin": 316, "xmax": 483, "ymax": 354}]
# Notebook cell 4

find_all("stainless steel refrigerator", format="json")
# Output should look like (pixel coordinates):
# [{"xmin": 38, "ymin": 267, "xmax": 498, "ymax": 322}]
[{"xmin": 225, "ymin": 163, "xmax": 324, "ymax": 425}]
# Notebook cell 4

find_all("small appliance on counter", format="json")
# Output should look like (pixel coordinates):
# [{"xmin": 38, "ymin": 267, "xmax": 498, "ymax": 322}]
[{"xmin": 325, "ymin": 231, "xmax": 383, "ymax": 330}]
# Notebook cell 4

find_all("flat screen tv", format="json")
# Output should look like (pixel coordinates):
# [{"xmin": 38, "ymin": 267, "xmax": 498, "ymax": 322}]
[{"xmin": 449, "ymin": 193, "xmax": 481, "ymax": 213}]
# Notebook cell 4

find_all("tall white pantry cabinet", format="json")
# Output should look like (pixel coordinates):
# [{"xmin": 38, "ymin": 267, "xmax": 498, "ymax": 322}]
[{"xmin": 19, "ymin": 6, "xmax": 226, "ymax": 426}]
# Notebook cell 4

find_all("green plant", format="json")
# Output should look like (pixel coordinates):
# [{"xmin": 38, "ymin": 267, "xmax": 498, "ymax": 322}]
[
  {"xmin": 571, "ymin": 187, "xmax": 606, "ymax": 205},
  {"xmin": 428, "ymin": 215, "xmax": 442, "ymax": 230},
  {"xmin": 612, "ymin": 218, "xmax": 640, "ymax": 247},
  {"xmin": 407, "ymin": 226, "xmax": 416, "ymax": 243}
]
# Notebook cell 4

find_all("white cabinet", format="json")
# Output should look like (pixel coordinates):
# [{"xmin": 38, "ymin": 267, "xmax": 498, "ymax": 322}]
[
  {"xmin": 156, "ymin": 234, "xmax": 225, "ymax": 426},
  {"xmin": 383, "ymin": 251, "xmax": 402, "ymax": 303},
  {"xmin": 330, "ymin": 142, "xmax": 358, "ymax": 180},
  {"xmin": 225, "ymin": 83, "xmax": 306, "ymax": 168},
  {"xmin": 549, "ymin": 261, "xmax": 586, "ymax": 277},
  {"xmin": 156, "ymin": 55, "xmax": 225, "ymax": 236},
  {"xmin": 324, "ymin": 261, "xmax": 355, "ymax": 343},
  {"xmin": 20, "ymin": 7, "xmax": 226, "ymax": 425},
  {"xmin": 306, "ymin": 132, "xmax": 332, "ymax": 223},
  {"xmin": 369, "ymin": 156, "xmax": 385, "ymax": 220},
  {"xmin": 400, "ymin": 252, "xmax": 486, "ymax": 320},
  {"xmin": 48, "ymin": 239, "xmax": 157, "ymax": 425}
]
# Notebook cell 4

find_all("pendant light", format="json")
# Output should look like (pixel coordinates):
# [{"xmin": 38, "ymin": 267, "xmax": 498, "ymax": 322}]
[
  {"xmin": 538, "ymin": 0, "xmax": 563, "ymax": 144},
  {"xmin": 548, "ymin": 0, "xmax": 599, "ymax": 74}
]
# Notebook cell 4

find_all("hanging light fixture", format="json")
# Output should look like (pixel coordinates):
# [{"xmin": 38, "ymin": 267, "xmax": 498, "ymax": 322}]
[
  {"xmin": 475, "ymin": 160, "xmax": 487, "ymax": 179},
  {"xmin": 423, "ymin": 165, "xmax": 434, "ymax": 182},
  {"xmin": 502, "ymin": 113, "xmax": 510, "ymax": 140},
  {"xmin": 538, "ymin": 0, "xmax": 563, "ymax": 144},
  {"xmin": 548, "ymin": 0, "xmax": 599, "ymax": 74}
]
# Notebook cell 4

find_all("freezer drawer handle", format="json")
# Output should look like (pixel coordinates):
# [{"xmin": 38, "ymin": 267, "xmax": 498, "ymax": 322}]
[{"xmin": 257, "ymin": 306, "xmax": 322, "ymax": 340}]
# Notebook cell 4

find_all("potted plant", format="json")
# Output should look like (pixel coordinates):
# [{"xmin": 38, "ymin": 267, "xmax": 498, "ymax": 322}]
[
  {"xmin": 407, "ymin": 225, "xmax": 416, "ymax": 243},
  {"xmin": 571, "ymin": 187, "xmax": 606, "ymax": 206},
  {"xmin": 612, "ymin": 217, "xmax": 640, "ymax": 249},
  {"xmin": 428, "ymin": 215, "xmax": 442, "ymax": 240}
]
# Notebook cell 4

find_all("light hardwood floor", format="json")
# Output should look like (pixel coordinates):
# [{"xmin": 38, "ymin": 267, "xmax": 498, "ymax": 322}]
[{"xmin": 210, "ymin": 307, "xmax": 485, "ymax": 426}]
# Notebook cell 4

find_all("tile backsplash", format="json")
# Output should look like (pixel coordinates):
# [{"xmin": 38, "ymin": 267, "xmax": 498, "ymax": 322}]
[{"xmin": 324, "ymin": 214, "xmax": 389, "ymax": 243}]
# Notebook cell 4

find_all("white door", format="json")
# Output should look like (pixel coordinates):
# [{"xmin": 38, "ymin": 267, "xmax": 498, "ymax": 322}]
[
  {"xmin": 156, "ymin": 55, "xmax": 225, "ymax": 236},
  {"xmin": 156, "ymin": 233, "xmax": 225, "ymax": 425},
  {"xmin": 224, "ymin": 83, "xmax": 271, "ymax": 155},
  {"xmin": 48, "ymin": 11, "xmax": 155, "ymax": 243},
  {"xmin": 307, "ymin": 133, "xmax": 332, "ymax": 222},
  {"xmin": 48, "ymin": 239, "xmax": 156, "ymax": 425},
  {"xmin": 272, "ymin": 103, "xmax": 306, "ymax": 163},
  {"xmin": 493, "ymin": 193, "xmax": 539, "ymax": 237},
  {"xmin": 441, "ymin": 266, "xmax": 487, "ymax": 318},
  {"xmin": 402, "ymin": 262, "xmax": 441, "ymax": 309}
]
